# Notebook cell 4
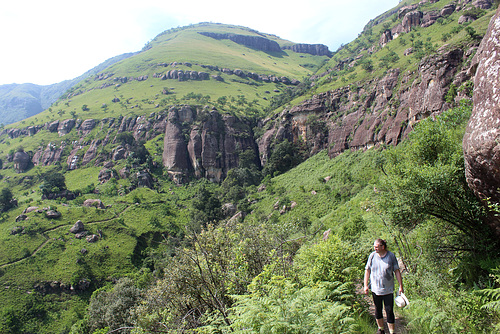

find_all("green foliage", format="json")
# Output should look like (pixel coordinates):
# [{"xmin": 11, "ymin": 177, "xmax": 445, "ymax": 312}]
[
  {"xmin": 116, "ymin": 132, "xmax": 135, "ymax": 146},
  {"xmin": 0, "ymin": 188, "xmax": 15, "ymax": 212},
  {"xmin": 190, "ymin": 182, "xmax": 222, "ymax": 228},
  {"xmin": 360, "ymin": 58, "xmax": 374, "ymax": 72},
  {"xmin": 339, "ymin": 215, "xmax": 367, "ymax": 242},
  {"xmin": 133, "ymin": 223, "xmax": 279, "ymax": 332},
  {"xmin": 39, "ymin": 172, "xmax": 67, "ymax": 196},
  {"xmin": 463, "ymin": 7, "xmax": 486, "ymax": 20},
  {"xmin": 86, "ymin": 277, "xmax": 140, "ymax": 333},
  {"xmin": 378, "ymin": 102, "xmax": 487, "ymax": 240},
  {"xmin": 465, "ymin": 26, "xmax": 480, "ymax": 40},
  {"xmin": 378, "ymin": 50, "xmax": 399, "ymax": 69},
  {"xmin": 230, "ymin": 277, "xmax": 356, "ymax": 334},
  {"xmin": 445, "ymin": 83, "xmax": 457, "ymax": 104},
  {"xmin": 293, "ymin": 234, "xmax": 363, "ymax": 286},
  {"xmin": 478, "ymin": 269, "xmax": 500, "ymax": 330},
  {"xmin": 402, "ymin": 270, "xmax": 496, "ymax": 333},
  {"xmin": 262, "ymin": 139, "xmax": 303, "ymax": 177}
]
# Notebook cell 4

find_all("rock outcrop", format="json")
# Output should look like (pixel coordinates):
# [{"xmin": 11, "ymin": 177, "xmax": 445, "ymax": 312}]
[
  {"xmin": 198, "ymin": 32, "xmax": 282, "ymax": 52},
  {"xmin": 32, "ymin": 143, "xmax": 65, "ymax": 166},
  {"xmin": 463, "ymin": 7, "xmax": 500, "ymax": 237},
  {"xmin": 257, "ymin": 45, "xmax": 469, "ymax": 165},
  {"xmin": 282, "ymin": 44, "xmax": 331, "ymax": 56},
  {"xmin": 82, "ymin": 199, "xmax": 106, "ymax": 209},
  {"xmin": 70, "ymin": 220, "xmax": 85, "ymax": 234},
  {"xmin": 13, "ymin": 151, "xmax": 31, "ymax": 172},
  {"xmin": 162, "ymin": 105, "xmax": 258, "ymax": 183}
]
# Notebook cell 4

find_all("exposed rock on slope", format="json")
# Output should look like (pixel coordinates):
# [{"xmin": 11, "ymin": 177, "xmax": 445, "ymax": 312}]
[
  {"xmin": 198, "ymin": 32, "xmax": 282, "ymax": 52},
  {"xmin": 463, "ymin": 7, "xmax": 500, "ymax": 236},
  {"xmin": 258, "ymin": 46, "xmax": 471, "ymax": 165},
  {"xmin": 162, "ymin": 106, "xmax": 258, "ymax": 183},
  {"xmin": 282, "ymin": 44, "xmax": 332, "ymax": 57}
]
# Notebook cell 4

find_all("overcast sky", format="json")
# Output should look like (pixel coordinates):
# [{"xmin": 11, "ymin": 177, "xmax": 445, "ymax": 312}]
[{"xmin": 0, "ymin": 0, "xmax": 400, "ymax": 85}]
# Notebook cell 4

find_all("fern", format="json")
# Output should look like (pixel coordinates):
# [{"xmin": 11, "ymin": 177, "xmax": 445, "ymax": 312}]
[
  {"xmin": 229, "ymin": 278, "xmax": 356, "ymax": 333},
  {"xmin": 480, "ymin": 287, "xmax": 500, "ymax": 312}
]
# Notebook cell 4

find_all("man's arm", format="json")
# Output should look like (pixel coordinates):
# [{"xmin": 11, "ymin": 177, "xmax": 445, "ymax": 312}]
[
  {"xmin": 395, "ymin": 268, "xmax": 403, "ymax": 294},
  {"xmin": 363, "ymin": 268, "xmax": 370, "ymax": 295}
]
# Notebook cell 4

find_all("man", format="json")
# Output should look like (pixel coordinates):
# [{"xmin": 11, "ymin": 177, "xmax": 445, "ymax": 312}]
[{"xmin": 363, "ymin": 239, "xmax": 403, "ymax": 334}]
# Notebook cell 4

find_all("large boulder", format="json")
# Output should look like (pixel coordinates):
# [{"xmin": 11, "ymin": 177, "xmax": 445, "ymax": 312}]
[
  {"xmin": 463, "ymin": 7, "xmax": 500, "ymax": 237},
  {"xmin": 58, "ymin": 119, "xmax": 76, "ymax": 136},
  {"xmin": 82, "ymin": 199, "xmax": 106, "ymax": 209},
  {"xmin": 402, "ymin": 11, "xmax": 423, "ymax": 33},
  {"xmin": 13, "ymin": 151, "xmax": 31, "ymax": 172},
  {"xmin": 473, "ymin": 0, "xmax": 492, "ymax": 9},
  {"xmin": 70, "ymin": 220, "xmax": 85, "ymax": 234},
  {"xmin": 45, "ymin": 210, "xmax": 61, "ymax": 219}
]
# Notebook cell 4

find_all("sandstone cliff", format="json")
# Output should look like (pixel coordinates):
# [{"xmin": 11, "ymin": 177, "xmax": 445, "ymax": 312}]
[
  {"xmin": 257, "ymin": 45, "xmax": 473, "ymax": 166},
  {"xmin": 463, "ymin": 6, "xmax": 500, "ymax": 237},
  {"xmin": 162, "ymin": 106, "xmax": 258, "ymax": 183}
]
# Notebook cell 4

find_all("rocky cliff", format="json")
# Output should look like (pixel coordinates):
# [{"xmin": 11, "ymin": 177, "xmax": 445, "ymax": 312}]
[
  {"xmin": 3, "ymin": 105, "xmax": 258, "ymax": 184},
  {"xmin": 198, "ymin": 32, "xmax": 282, "ymax": 52},
  {"xmin": 199, "ymin": 32, "xmax": 331, "ymax": 56},
  {"xmin": 463, "ymin": 6, "xmax": 500, "ymax": 237},
  {"xmin": 282, "ymin": 44, "xmax": 332, "ymax": 57},
  {"xmin": 257, "ymin": 45, "xmax": 473, "ymax": 165},
  {"xmin": 162, "ymin": 106, "xmax": 258, "ymax": 183}
]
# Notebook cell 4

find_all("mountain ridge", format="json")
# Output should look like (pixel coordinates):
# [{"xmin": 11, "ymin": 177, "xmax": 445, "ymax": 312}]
[{"xmin": 0, "ymin": 52, "xmax": 137, "ymax": 125}]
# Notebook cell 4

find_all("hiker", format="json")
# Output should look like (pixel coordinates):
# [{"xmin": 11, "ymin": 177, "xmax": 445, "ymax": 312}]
[{"xmin": 363, "ymin": 238, "xmax": 403, "ymax": 334}]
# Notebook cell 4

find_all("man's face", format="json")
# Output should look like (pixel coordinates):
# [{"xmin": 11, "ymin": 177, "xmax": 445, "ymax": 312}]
[{"xmin": 374, "ymin": 242, "xmax": 384, "ymax": 253}]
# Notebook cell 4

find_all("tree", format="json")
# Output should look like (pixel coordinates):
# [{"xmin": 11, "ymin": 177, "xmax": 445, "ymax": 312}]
[
  {"xmin": 379, "ymin": 50, "xmax": 400, "ymax": 69},
  {"xmin": 190, "ymin": 182, "xmax": 222, "ymax": 228},
  {"xmin": 263, "ymin": 139, "xmax": 303, "ymax": 177},
  {"xmin": 0, "ymin": 188, "xmax": 15, "ymax": 212},
  {"xmin": 40, "ymin": 172, "xmax": 67, "ymax": 196},
  {"xmin": 86, "ymin": 278, "xmax": 140, "ymax": 333},
  {"xmin": 361, "ymin": 58, "xmax": 374, "ymax": 72},
  {"xmin": 133, "ymin": 223, "xmax": 278, "ymax": 332},
  {"xmin": 378, "ymin": 102, "xmax": 490, "ymax": 253}
]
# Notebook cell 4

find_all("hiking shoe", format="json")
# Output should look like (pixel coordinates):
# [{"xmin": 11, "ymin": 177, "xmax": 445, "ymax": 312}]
[{"xmin": 376, "ymin": 329, "xmax": 385, "ymax": 334}]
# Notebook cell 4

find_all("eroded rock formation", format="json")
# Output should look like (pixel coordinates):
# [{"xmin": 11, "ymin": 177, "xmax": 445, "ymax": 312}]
[
  {"xmin": 162, "ymin": 105, "xmax": 258, "ymax": 183},
  {"xmin": 463, "ymin": 7, "xmax": 500, "ymax": 236},
  {"xmin": 198, "ymin": 32, "xmax": 282, "ymax": 52}
]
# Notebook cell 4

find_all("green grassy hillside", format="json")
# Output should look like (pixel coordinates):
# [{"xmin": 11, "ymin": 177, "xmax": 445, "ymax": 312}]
[{"xmin": 9, "ymin": 23, "xmax": 328, "ymax": 129}]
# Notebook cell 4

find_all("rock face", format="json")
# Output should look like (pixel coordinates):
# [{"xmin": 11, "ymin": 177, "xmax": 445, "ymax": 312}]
[
  {"xmin": 198, "ymin": 32, "xmax": 282, "ymax": 52},
  {"xmin": 257, "ymin": 45, "xmax": 469, "ymax": 165},
  {"xmin": 283, "ymin": 44, "xmax": 331, "ymax": 56},
  {"xmin": 13, "ymin": 151, "xmax": 31, "ymax": 172},
  {"xmin": 162, "ymin": 106, "xmax": 258, "ymax": 183},
  {"xmin": 32, "ymin": 143, "xmax": 65, "ymax": 166},
  {"xmin": 463, "ymin": 8, "xmax": 500, "ymax": 237}
]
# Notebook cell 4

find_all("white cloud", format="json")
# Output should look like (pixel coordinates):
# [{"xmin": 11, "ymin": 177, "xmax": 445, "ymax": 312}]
[{"xmin": 0, "ymin": 0, "xmax": 399, "ymax": 85}]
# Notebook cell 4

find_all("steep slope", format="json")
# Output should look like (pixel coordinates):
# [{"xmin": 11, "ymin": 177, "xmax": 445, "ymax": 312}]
[{"xmin": 257, "ymin": 0, "xmax": 497, "ymax": 164}]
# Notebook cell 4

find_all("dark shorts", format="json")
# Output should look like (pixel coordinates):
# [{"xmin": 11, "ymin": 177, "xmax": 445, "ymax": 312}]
[{"xmin": 372, "ymin": 292, "xmax": 395, "ymax": 324}]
